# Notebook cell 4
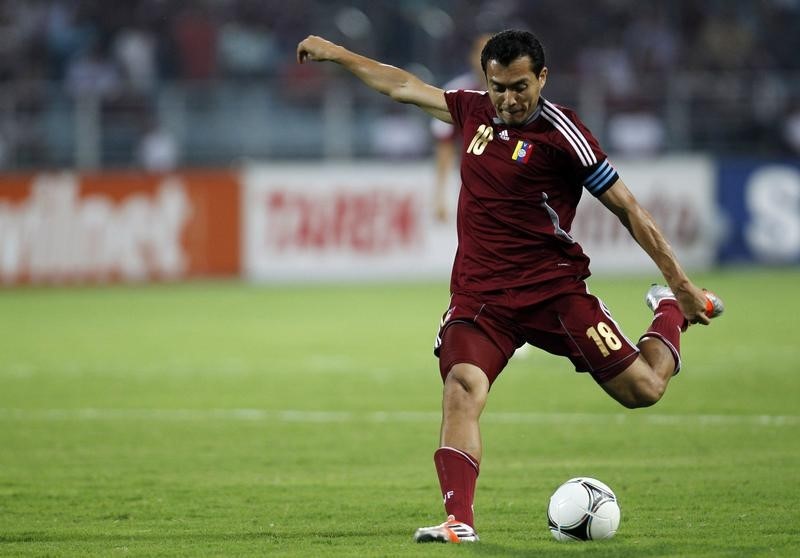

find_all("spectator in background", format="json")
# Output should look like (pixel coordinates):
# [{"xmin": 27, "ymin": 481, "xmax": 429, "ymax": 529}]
[
  {"xmin": 65, "ymin": 42, "xmax": 120, "ymax": 99},
  {"xmin": 137, "ymin": 116, "xmax": 179, "ymax": 172},
  {"xmin": 0, "ymin": 132, "xmax": 8, "ymax": 168},
  {"xmin": 172, "ymin": 7, "xmax": 217, "ymax": 80},
  {"xmin": 0, "ymin": 1, "xmax": 48, "ymax": 80},
  {"xmin": 430, "ymin": 33, "xmax": 490, "ymax": 223},
  {"xmin": 576, "ymin": 33, "xmax": 635, "ymax": 101},
  {"xmin": 371, "ymin": 106, "xmax": 431, "ymax": 159},
  {"xmin": 784, "ymin": 103, "xmax": 800, "ymax": 156},
  {"xmin": 607, "ymin": 100, "xmax": 666, "ymax": 157},
  {"xmin": 44, "ymin": 1, "xmax": 96, "ymax": 80},
  {"xmin": 623, "ymin": 5, "xmax": 679, "ymax": 73},
  {"xmin": 113, "ymin": 25, "xmax": 157, "ymax": 92},
  {"xmin": 217, "ymin": 8, "xmax": 278, "ymax": 78},
  {"xmin": 695, "ymin": 8, "xmax": 755, "ymax": 72},
  {"xmin": 0, "ymin": 0, "xmax": 798, "ymax": 170}
]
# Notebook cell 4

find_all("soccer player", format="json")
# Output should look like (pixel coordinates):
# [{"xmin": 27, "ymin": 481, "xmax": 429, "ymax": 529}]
[
  {"xmin": 431, "ymin": 33, "xmax": 491, "ymax": 223},
  {"xmin": 297, "ymin": 29, "xmax": 723, "ymax": 543}
]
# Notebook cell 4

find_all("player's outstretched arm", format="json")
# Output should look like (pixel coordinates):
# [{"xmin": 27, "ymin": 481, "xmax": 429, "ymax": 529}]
[
  {"xmin": 599, "ymin": 178, "xmax": 711, "ymax": 325},
  {"xmin": 297, "ymin": 35, "xmax": 452, "ymax": 123}
]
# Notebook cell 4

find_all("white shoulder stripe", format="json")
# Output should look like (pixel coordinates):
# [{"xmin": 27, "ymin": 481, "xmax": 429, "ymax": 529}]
[
  {"xmin": 543, "ymin": 101, "xmax": 595, "ymax": 163},
  {"xmin": 556, "ymin": 105, "xmax": 597, "ymax": 165},
  {"xmin": 543, "ymin": 103, "xmax": 595, "ymax": 166},
  {"xmin": 446, "ymin": 89, "xmax": 487, "ymax": 95},
  {"xmin": 542, "ymin": 112, "xmax": 589, "ymax": 167},
  {"xmin": 542, "ymin": 110, "xmax": 591, "ymax": 166},
  {"xmin": 542, "ymin": 101, "xmax": 597, "ymax": 166}
]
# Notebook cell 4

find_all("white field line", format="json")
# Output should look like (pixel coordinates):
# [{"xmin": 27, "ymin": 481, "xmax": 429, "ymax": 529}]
[{"xmin": 0, "ymin": 408, "xmax": 798, "ymax": 427}]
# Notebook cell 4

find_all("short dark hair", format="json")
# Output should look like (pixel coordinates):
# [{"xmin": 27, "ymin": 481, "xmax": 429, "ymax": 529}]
[{"xmin": 480, "ymin": 30, "xmax": 546, "ymax": 76}]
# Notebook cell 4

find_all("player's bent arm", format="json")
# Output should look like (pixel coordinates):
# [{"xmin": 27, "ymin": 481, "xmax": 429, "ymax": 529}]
[
  {"xmin": 598, "ymin": 178, "xmax": 711, "ymax": 324},
  {"xmin": 297, "ymin": 35, "xmax": 452, "ymax": 123}
]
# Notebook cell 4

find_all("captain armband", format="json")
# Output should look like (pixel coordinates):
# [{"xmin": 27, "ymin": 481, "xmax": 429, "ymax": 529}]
[{"xmin": 582, "ymin": 159, "xmax": 618, "ymax": 197}]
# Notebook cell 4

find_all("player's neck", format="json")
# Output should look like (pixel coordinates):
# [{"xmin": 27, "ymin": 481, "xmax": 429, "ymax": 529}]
[{"xmin": 493, "ymin": 98, "xmax": 544, "ymax": 128}]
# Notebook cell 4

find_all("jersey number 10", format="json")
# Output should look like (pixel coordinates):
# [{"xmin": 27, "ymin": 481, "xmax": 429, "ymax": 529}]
[{"xmin": 467, "ymin": 124, "xmax": 494, "ymax": 155}]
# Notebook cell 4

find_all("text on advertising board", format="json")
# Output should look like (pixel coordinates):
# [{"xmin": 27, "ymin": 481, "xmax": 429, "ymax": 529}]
[{"xmin": 264, "ymin": 189, "xmax": 420, "ymax": 254}]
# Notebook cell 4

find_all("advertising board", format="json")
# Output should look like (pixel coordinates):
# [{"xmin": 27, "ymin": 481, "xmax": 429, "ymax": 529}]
[
  {"xmin": 717, "ymin": 160, "xmax": 800, "ymax": 264},
  {"xmin": 0, "ymin": 171, "xmax": 240, "ymax": 284},
  {"xmin": 243, "ymin": 158, "xmax": 716, "ymax": 282}
]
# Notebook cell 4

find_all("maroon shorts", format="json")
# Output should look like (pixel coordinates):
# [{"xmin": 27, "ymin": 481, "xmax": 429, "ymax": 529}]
[{"xmin": 434, "ymin": 277, "xmax": 640, "ymax": 385}]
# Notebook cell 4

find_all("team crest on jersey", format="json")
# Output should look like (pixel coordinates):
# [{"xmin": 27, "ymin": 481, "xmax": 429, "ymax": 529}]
[
  {"xmin": 499, "ymin": 129, "xmax": 509, "ymax": 141},
  {"xmin": 512, "ymin": 140, "xmax": 533, "ymax": 163}
]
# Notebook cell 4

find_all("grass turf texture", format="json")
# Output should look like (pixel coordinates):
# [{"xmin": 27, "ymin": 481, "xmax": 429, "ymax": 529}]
[{"xmin": 1, "ymin": 268, "xmax": 798, "ymax": 557}]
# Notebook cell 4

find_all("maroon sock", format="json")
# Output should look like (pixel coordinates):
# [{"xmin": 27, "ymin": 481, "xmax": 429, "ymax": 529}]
[
  {"xmin": 434, "ymin": 447, "xmax": 479, "ymax": 528},
  {"xmin": 640, "ymin": 299, "xmax": 686, "ymax": 373}
]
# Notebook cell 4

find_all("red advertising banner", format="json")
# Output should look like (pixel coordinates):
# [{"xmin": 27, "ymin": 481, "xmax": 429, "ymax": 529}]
[{"xmin": 0, "ymin": 171, "xmax": 240, "ymax": 284}]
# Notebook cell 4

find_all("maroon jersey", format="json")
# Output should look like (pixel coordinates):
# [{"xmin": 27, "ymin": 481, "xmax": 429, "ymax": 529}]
[{"xmin": 445, "ymin": 90, "xmax": 619, "ymax": 294}]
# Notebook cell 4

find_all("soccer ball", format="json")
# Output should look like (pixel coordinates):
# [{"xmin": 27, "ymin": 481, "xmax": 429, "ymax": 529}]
[{"xmin": 547, "ymin": 477, "xmax": 620, "ymax": 541}]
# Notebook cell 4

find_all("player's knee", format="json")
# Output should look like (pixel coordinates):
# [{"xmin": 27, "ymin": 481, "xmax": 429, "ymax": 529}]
[
  {"xmin": 622, "ymin": 377, "xmax": 666, "ymax": 409},
  {"xmin": 604, "ymin": 359, "xmax": 669, "ymax": 409},
  {"xmin": 446, "ymin": 363, "xmax": 488, "ymax": 391},
  {"xmin": 444, "ymin": 363, "xmax": 489, "ymax": 406}
]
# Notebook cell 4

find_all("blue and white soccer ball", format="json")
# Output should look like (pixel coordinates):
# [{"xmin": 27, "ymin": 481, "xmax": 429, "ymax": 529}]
[{"xmin": 547, "ymin": 477, "xmax": 621, "ymax": 541}]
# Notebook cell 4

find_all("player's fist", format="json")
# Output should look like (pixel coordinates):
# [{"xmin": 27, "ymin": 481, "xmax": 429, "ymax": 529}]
[
  {"xmin": 297, "ymin": 35, "xmax": 340, "ymax": 64},
  {"xmin": 676, "ymin": 283, "xmax": 712, "ymax": 326}
]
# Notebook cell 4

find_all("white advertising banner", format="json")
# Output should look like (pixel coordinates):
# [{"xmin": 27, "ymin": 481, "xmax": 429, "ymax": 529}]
[
  {"xmin": 243, "ymin": 164, "xmax": 456, "ymax": 282},
  {"xmin": 572, "ymin": 156, "xmax": 717, "ymax": 273},
  {"xmin": 243, "ymin": 157, "xmax": 716, "ymax": 282}
]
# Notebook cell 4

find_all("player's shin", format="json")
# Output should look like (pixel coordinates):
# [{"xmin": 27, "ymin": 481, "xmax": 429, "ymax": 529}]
[
  {"xmin": 434, "ymin": 447, "xmax": 480, "ymax": 528},
  {"xmin": 639, "ymin": 298, "xmax": 685, "ymax": 375}
]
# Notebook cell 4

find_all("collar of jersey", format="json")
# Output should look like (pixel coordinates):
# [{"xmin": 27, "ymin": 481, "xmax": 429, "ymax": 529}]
[{"xmin": 492, "ymin": 98, "xmax": 544, "ymax": 128}]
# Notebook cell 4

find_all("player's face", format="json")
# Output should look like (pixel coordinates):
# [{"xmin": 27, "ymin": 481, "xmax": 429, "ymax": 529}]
[{"xmin": 485, "ymin": 56, "xmax": 547, "ymax": 126}]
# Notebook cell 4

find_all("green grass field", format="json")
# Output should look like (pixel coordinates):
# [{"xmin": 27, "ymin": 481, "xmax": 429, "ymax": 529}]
[{"xmin": 1, "ymin": 268, "xmax": 799, "ymax": 557}]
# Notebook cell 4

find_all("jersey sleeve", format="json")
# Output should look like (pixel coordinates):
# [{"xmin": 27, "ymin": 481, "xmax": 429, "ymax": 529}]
[
  {"xmin": 432, "ymin": 74, "xmax": 481, "ymax": 141},
  {"xmin": 541, "ymin": 101, "xmax": 619, "ymax": 197},
  {"xmin": 444, "ymin": 89, "xmax": 487, "ymax": 131}
]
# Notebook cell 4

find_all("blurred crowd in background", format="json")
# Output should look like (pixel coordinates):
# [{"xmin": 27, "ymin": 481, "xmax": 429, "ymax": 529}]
[{"xmin": 0, "ymin": 0, "xmax": 799, "ymax": 170}]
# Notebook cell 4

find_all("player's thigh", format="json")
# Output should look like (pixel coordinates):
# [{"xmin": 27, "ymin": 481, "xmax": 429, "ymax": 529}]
[
  {"xmin": 526, "ymin": 292, "xmax": 639, "ymax": 383},
  {"xmin": 437, "ymin": 322, "xmax": 509, "ymax": 386}
]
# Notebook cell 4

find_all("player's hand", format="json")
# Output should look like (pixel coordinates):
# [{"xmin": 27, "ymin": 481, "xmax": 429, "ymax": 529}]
[
  {"xmin": 674, "ymin": 283, "xmax": 711, "ymax": 326},
  {"xmin": 297, "ymin": 35, "xmax": 340, "ymax": 64}
]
